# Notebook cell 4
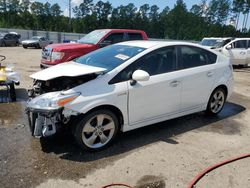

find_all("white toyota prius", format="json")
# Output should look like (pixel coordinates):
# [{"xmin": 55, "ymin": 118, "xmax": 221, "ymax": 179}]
[{"xmin": 26, "ymin": 41, "xmax": 234, "ymax": 151}]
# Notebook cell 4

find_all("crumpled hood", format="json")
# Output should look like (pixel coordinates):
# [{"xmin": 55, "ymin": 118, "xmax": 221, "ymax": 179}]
[
  {"xmin": 30, "ymin": 61, "xmax": 106, "ymax": 81},
  {"xmin": 22, "ymin": 40, "xmax": 38, "ymax": 43},
  {"xmin": 46, "ymin": 43, "xmax": 95, "ymax": 51}
]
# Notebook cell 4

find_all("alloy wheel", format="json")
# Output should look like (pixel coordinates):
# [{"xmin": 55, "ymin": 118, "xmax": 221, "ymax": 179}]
[
  {"xmin": 210, "ymin": 90, "xmax": 225, "ymax": 114},
  {"xmin": 81, "ymin": 114, "xmax": 115, "ymax": 149}
]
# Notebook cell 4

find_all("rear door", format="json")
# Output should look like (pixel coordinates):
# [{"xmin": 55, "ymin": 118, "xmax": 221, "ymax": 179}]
[{"xmin": 177, "ymin": 45, "xmax": 217, "ymax": 111}]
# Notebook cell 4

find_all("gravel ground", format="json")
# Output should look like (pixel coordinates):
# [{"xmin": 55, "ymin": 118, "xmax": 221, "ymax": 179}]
[{"xmin": 0, "ymin": 47, "xmax": 250, "ymax": 188}]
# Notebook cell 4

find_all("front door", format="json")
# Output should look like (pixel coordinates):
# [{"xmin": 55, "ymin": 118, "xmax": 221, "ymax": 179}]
[
  {"xmin": 224, "ymin": 39, "xmax": 247, "ymax": 65},
  {"xmin": 127, "ymin": 46, "xmax": 181, "ymax": 125}
]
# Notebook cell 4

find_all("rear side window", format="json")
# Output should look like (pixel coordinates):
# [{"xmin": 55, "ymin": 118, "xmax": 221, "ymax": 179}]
[
  {"xmin": 233, "ymin": 40, "xmax": 247, "ymax": 48},
  {"xmin": 178, "ymin": 46, "xmax": 217, "ymax": 69},
  {"xmin": 105, "ymin": 33, "xmax": 124, "ymax": 44},
  {"xmin": 128, "ymin": 33, "xmax": 143, "ymax": 40}
]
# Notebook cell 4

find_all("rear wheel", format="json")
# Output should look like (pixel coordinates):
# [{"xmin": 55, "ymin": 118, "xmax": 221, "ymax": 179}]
[
  {"xmin": 74, "ymin": 110, "xmax": 119, "ymax": 151},
  {"xmin": 206, "ymin": 88, "xmax": 226, "ymax": 115}
]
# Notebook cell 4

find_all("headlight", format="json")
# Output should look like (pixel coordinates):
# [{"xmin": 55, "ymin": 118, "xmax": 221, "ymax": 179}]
[
  {"xmin": 27, "ymin": 92, "xmax": 80, "ymax": 110},
  {"xmin": 51, "ymin": 52, "xmax": 65, "ymax": 61}
]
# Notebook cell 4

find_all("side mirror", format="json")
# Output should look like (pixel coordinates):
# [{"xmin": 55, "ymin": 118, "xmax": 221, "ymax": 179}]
[
  {"xmin": 99, "ymin": 40, "xmax": 111, "ymax": 48},
  {"xmin": 132, "ymin": 70, "xmax": 150, "ymax": 82},
  {"xmin": 226, "ymin": 45, "xmax": 232, "ymax": 50}
]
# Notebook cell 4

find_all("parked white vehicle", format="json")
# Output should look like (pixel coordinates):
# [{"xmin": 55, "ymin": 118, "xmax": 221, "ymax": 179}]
[
  {"xmin": 221, "ymin": 38, "xmax": 250, "ymax": 66},
  {"xmin": 200, "ymin": 37, "xmax": 233, "ymax": 50},
  {"xmin": 26, "ymin": 41, "xmax": 234, "ymax": 151}
]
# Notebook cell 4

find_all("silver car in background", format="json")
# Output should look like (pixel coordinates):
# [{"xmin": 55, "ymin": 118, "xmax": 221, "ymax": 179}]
[{"xmin": 22, "ymin": 36, "xmax": 53, "ymax": 49}]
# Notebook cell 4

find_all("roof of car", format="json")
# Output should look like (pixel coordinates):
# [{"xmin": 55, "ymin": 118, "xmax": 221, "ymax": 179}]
[
  {"xmin": 95, "ymin": 29, "xmax": 145, "ymax": 33},
  {"xmin": 117, "ymin": 40, "xmax": 201, "ymax": 49},
  {"xmin": 202, "ymin": 37, "xmax": 232, "ymax": 40}
]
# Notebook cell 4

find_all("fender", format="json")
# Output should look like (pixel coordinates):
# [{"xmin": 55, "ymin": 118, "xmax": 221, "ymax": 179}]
[{"xmin": 66, "ymin": 95, "xmax": 129, "ymax": 125}]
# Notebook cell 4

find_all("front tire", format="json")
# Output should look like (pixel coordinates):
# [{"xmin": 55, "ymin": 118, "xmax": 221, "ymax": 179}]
[
  {"xmin": 206, "ymin": 88, "xmax": 226, "ymax": 115},
  {"xmin": 74, "ymin": 110, "xmax": 119, "ymax": 151}
]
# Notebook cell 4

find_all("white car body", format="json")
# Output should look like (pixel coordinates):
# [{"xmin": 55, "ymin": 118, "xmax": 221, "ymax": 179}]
[
  {"xmin": 29, "ymin": 41, "xmax": 233, "ymax": 134},
  {"xmin": 221, "ymin": 38, "xmax": 250, "ymax": 66}
]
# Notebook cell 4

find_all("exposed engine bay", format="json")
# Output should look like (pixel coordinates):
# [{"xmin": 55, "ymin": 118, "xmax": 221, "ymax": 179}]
[{"xmin": 28, "ymin": 73, "xmax": 97, "ymax": 98}]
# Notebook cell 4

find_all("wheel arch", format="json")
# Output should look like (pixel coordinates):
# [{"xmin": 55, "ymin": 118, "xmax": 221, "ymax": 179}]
[
  {"xmin": 84, "ymin": 104, "xmax": 124, "ymax": 130},
  {"xmin": 212, "ymin": 84, "xmax": 228, "ymax": 98}
]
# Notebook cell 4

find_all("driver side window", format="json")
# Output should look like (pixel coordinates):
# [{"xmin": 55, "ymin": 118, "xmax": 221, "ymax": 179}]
[
  {"xmin": 232, "ymin": 40, "xmax": 247, "ymax": 49},
  {"xmin": 109, "ymin": 46, "xmax": 177, "ymax": 84}
]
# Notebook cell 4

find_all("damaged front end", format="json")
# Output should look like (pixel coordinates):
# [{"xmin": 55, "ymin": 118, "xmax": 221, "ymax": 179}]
[
  {"xmin": 28, "ymin": 74, "xmax": 97, "ymax": 98},
  {"xmin": 26, "ymin": 91, "xmax": 80, "ymax": 138},
  {"xmin": 27, "ymin": 61, "xmax": 106, "ymax": 98}
]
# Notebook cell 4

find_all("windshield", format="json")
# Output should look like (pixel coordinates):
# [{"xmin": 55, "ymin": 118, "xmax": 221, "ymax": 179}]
[
  {"xmin": 78, "ymin": 30, "xmax": 110, "ymax": 44},
  {"xmin": 201, "ymin": 39, "xmax": 221, "ymax": 47},
  {"xmin": 31, "ymin": 36, "xmax": 40, "ymax": 40},
  {"xmin": 214, "ymin": 39, "xmax": 232, "ymax": 48},
  {"xmin": 74, "ymin": 45, "xmax": 146, "ymax": 72}
]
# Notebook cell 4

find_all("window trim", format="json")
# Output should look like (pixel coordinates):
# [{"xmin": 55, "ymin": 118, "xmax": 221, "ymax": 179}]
[{"xmin": 109, "ymin": 46, "xmax": 178, "ymax": 85}]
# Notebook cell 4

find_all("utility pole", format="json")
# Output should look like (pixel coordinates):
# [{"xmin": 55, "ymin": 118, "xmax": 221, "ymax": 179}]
[{"xmin": 69, "ymin": 0, "xmax": 71, "ymax": 32}]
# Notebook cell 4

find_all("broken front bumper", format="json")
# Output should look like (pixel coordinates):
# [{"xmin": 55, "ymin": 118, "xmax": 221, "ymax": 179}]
[{"xmin": 26, "ymin": 107, "xmax": 63, "ymax": 138}]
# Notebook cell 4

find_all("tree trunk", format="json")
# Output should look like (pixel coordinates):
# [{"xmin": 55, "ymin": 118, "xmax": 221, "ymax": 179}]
[
  {"xmin": 242, "ymin": 13, "xmax": 246, "ymax": 31},
  {"xmin": 244, "ymin": 12, "xmax": 249, "ymax": 30},
  {"xmin": 236, "ymin": 13, "xmax": 240, "ymax": 30}
]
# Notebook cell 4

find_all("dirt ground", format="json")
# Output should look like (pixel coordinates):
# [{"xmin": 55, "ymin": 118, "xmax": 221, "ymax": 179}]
[{"xmin": 0, "ymin": 47, "xmax": 250, "ymax": 188}]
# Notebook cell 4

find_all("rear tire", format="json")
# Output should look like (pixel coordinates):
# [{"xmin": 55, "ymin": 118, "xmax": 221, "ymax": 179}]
[
  {"xmin": 74, "ymin": 110, "xmax": 119, "ymax": 151},
  {"xmin": 206, "ymin": 87, "xmax": 226, "ymax": 115},
  {"xmin": 9, "ymin": 83, "xmax": 16, "ymax": 102}
]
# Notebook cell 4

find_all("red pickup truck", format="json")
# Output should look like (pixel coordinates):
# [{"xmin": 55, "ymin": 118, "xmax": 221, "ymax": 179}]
[{"xmin": 41, "ymin": 29, "xmax": 148, "ymax": 68}]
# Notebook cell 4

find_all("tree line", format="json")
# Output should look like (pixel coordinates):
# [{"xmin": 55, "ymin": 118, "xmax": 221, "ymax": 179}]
[{"xmin": 0, "ymin": 0, "xmax": 250, "ymax": 40}]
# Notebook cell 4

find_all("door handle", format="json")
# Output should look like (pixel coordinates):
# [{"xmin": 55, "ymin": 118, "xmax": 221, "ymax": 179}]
[
  {"xmin": 240, "ymin": 51, "xmax": 246, "ymax": 55},
  {"xmin": 170, "ymin": 80, "xmax": 180, "ymax": 87},
  {"xmin": 207, "ymin": 71, "xmax": 214, "ymax": 77}
]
